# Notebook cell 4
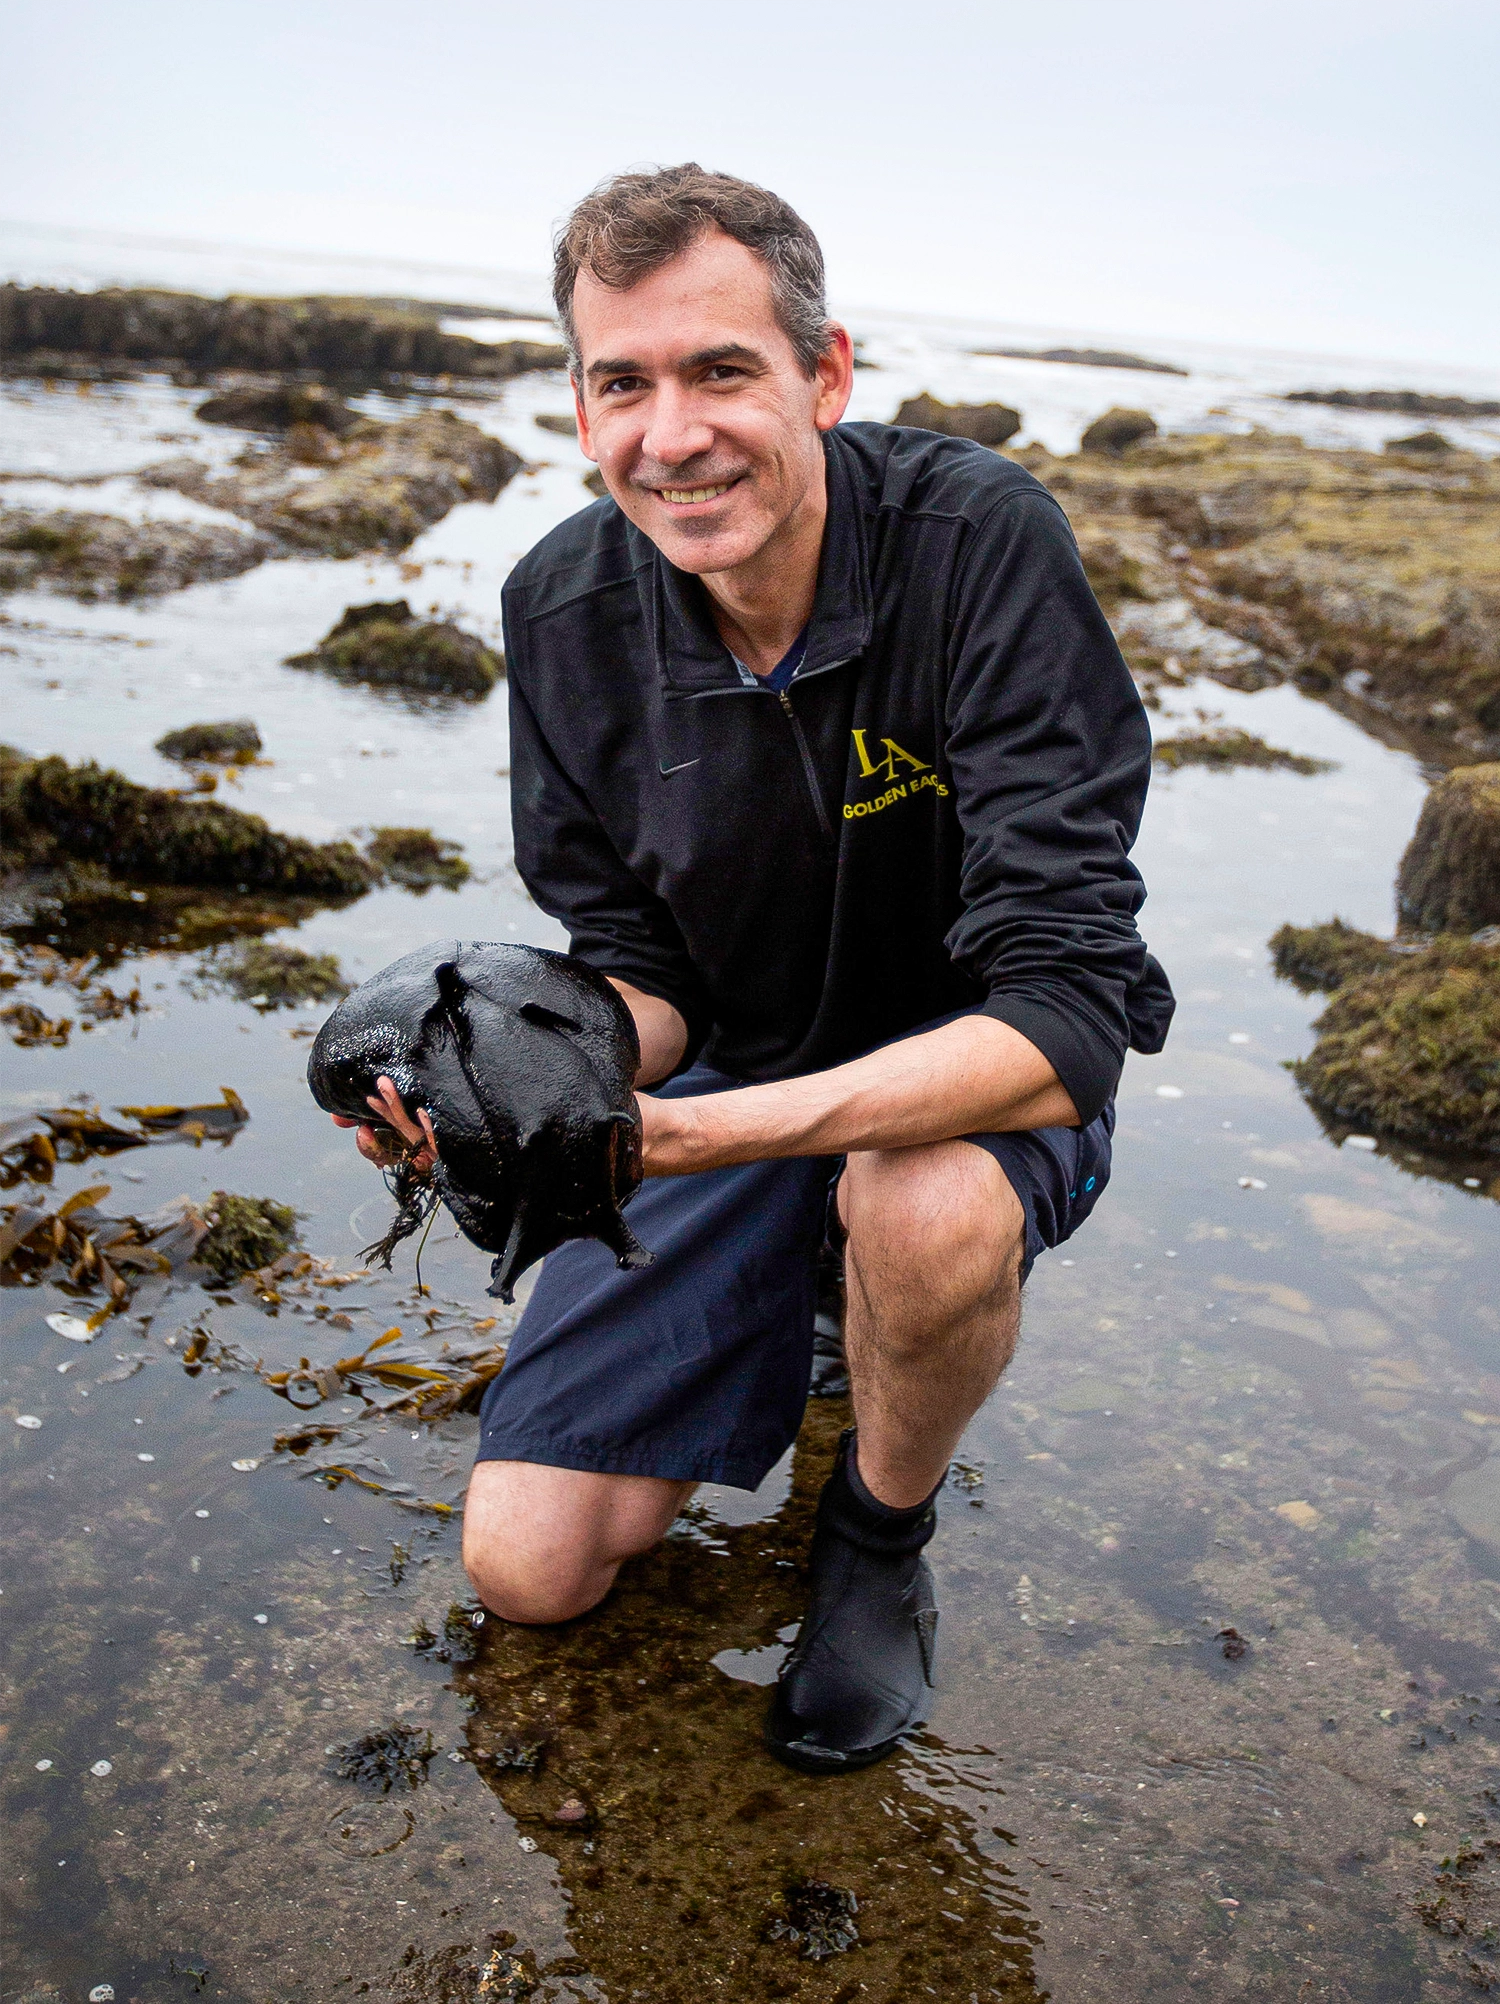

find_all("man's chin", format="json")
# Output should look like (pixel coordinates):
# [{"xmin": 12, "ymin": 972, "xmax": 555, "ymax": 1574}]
[{"xmin": 640, "ymin": 503, "xmax": 772, "ymax": 576}]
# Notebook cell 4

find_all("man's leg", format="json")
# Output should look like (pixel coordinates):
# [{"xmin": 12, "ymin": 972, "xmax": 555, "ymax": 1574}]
[
  {"xmin": 463, "ymin": 1463, "xmax": 694, "ymax": 1625},
  {"xmin": 765, "ymin": 1138, "xmax": 1024, "ymax": 1772},
  {"xmin": 841, "ymin": 1138, "xmax": 1024, "ymax": 1507}
]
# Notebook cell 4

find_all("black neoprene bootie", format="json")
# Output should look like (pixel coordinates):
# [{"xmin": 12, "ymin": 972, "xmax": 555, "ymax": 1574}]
[{"xmin": 765, "ymin": 1429, "xmax": 940, "ymax": 1774}]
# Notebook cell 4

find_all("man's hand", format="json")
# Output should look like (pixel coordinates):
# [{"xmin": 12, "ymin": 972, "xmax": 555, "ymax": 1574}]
[
  {"xmin": 331, "ymin": 1075, "xmax": 438, "ymax": 1174},
  {"xmin": 635, "ymin": 1014, "xmax": 1078, "ymax": 1177}
]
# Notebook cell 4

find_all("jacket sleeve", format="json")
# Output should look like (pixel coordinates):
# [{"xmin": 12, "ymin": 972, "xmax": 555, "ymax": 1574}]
[
  {"xmin": 506, "ymin": 599, "xmax": 712, "ymax": 1057},
  {"xmin": 942, "ymin": 486, "xmax": 1161, "ymax": 1124}
]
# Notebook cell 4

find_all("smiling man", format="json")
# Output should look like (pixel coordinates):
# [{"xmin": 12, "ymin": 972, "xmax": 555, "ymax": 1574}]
[{"xmin": 348, "ymin": 165, "xmax": 1173, "ymax": 1774}]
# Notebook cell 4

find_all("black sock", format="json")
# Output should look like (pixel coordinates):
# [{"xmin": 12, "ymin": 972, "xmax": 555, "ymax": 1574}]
[{"xmin": 816, "ymin": 1428, "xmax": 943, "ymax": 1556}]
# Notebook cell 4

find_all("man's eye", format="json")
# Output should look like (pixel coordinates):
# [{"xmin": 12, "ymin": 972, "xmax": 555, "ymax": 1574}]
[
  {"xmin": 705, "ymin": 365, "xmax": 744, "ymax": 382},
  {"xmin": 601, "ymin": 375, "xmax": 645, "ymax": 396}
]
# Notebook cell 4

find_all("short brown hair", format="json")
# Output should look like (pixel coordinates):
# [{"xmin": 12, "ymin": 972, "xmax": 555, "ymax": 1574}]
[{"xmin": 553, "ymin": 163, "xmax": 834, "ymax": 378}]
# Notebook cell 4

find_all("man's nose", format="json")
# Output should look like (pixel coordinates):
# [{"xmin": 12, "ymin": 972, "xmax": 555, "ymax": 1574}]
[{"xmin": 639, "ymin": 384, "xmax": 715, "ymax": 469}]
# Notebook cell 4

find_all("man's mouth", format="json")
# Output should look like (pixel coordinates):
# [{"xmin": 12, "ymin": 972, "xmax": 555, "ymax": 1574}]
[{"xmin": 656, "ymin": 479, "xmax": 738, "ymax": 506}]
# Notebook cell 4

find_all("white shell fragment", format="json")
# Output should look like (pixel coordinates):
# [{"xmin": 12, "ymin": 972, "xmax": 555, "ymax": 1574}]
[
  {"xmin": 231, "ymin": 1458, "xmax": 260, "ymax": 1472},
  {"xmin": 15, "ymin": 1415, "xmax": 43, "ymax": 1430},
  {"xmin": 1238, "ymin": 1176, "xmax": 1268, "ymax": 1190},
  {"xmin": 89, "ymin": 1987, "xmax": 116, "ymax": 2002},
  {"xmin": 47, "ymin": 1311, "xmax": 107, "ymax": 1341},
  {"xmin": 253, "ymin": 1613, "xmax": 268, "ymax": 1624},
  {"xmin": 90, "ymin": 1760, "xmax": 113, "ymax": 1777},
  {"xmin": 137, "ymin": 1453, "xmax": 155, "ymax": 1463},
  {"xmin": 1155, "ymin": 1085, "xmax": 1184, "ymax": 1098},
  {"xmin": 35, "ymin": 1758, "xmax": 54, "ymax": 1771}
]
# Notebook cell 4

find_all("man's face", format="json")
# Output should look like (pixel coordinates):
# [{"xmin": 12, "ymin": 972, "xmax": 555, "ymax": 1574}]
[{"xmin": 571, "ymin": 228, "xmax": 853, "ymax": 578}]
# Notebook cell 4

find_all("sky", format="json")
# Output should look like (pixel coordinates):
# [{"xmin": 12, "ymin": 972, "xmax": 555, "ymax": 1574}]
[{"xmin": 4, "ymin": 0, "xmax": 1497, "ymax": 368}]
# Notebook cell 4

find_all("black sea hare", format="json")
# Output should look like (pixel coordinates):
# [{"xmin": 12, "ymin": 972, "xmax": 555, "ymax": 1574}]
[{"xmin": 306, "ymin": 940, "xmax": 650, "ymax": 1300}]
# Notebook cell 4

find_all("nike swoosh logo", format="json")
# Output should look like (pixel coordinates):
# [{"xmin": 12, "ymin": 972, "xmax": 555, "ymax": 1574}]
[{"xmin": 658, "ymin": 758, "xmax": 701, "ymax": 777}]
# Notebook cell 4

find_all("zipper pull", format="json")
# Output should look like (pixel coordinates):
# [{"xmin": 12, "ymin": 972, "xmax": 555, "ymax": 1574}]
[{"xmin": 778, "ymin": 690, "xmax": 795, "ymax": 717}]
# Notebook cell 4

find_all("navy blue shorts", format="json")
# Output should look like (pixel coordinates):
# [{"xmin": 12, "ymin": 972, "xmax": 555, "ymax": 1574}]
[{"xmin": 476, "ymin": 1040, "xmax": 1114, "ymax": 1491}]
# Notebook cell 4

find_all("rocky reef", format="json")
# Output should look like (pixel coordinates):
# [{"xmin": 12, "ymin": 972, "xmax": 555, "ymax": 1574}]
[
  {"xmin": 1, "ymin": 744, "xmax": 374, "ymax": 901},
  {"xmin": 893, "ymin": 392, "xmax": 1021, "ymax": 447},
  {"xmin": 287, "ymin": 599, "xmax": 502, "ymax": 695},
  {"xmin": 1270, "ymin": 926, "xmax": 1499, "ymax": 1158},
  {"xmin": 971, "ymin": 344, "xmax": 1187, "ymax": 375},
  {"xmin": 141, "ymin": 409, "xmax": 521, "ymax": 558},
  {"xmin": 0, "ymin": 285, "xmax": 566, "ymax": 383},
  {"xmin": 0, "ymin": 508, "xmax": 271, "ymax": 601},
  {"xmin": 1283, "ymin": 388, "xmax": 1500, "ymax": 420},
  {"xmin": 1395, "ymin": 763, "xmax": 1500, "ymax": 933},
  {"xmin": 1014, "ymin": 428, "xmax": 1500, "ymax": 759}
]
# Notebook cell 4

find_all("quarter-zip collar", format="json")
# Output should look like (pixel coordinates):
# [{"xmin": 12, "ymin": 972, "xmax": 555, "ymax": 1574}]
[{"xmin": 639, "ymin": 429, "xmax": 875, "ymax": 699}]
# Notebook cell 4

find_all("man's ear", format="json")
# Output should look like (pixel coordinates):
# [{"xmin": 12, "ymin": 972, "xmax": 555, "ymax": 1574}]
[
  {"xmin": 814, "ymin": 325, "xmax": 856, "ymax": 434},
  {"xmin": 573, "ymin": 377, "xmax": 597, "ymax": 462}
]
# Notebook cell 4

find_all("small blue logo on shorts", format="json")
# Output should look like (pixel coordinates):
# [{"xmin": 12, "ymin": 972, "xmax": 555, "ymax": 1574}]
[{"xmin": 1084, "ymin": 1175, "xmax": 1096, "ymax": 1192}]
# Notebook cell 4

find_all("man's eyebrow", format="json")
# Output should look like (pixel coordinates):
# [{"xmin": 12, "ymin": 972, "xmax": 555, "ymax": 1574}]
[{"xmin": 585, "ymin": 342, "xmax": 767, "ymax": 384}]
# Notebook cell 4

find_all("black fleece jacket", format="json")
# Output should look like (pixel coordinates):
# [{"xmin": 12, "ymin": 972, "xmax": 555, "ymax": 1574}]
[{"xmin": 502, "ymin": 422, "xmax": 1173, "ymax": 1125}]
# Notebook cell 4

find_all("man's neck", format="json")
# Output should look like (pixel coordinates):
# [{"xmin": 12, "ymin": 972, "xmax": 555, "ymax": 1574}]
[{"xmin": 698, "ymin": 453, "xmax": 827, "ymax": 678}]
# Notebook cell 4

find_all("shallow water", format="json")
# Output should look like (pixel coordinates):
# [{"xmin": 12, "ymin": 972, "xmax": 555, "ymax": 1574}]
[{"xmin": 3, "ymin": 360, "xmax": 1499, "ymax": 2003}]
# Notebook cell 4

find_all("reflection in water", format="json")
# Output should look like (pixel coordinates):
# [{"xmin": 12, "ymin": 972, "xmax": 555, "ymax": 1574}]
[{"xmin": 460, "ymin": 1399, "xmax": 1042, "ymax": 2002}]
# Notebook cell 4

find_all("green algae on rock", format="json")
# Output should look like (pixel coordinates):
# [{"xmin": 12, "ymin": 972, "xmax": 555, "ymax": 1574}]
[
  {"xmin": 1153, "ymin": 728, "xmax": 1336, "ymax": 774},
  {"xmin": 198, "ymin": 1192, "xmax": 298, "ymax": 1282},
  {"xmin": 142, "ymin": 409, "xmax": 522, "ymax": 558},
  {"xmin": 0, "ymin": 285, "xmax": 566, "ymax": 383},
  {"xmin": 1281, "ymin": 934, "xmax": 1500, "ymax": 1156},
  {"xmin": 1016, "ymin": 430, "xmax": 1500, "ymax": 758},
  {"xmin": 288, "ymin": 600, "xmax": 502, "ymax": 697},
  {"xmin": 1269, "ymin": 918, "xmax": 1401, "ymax": 994},
  {"xmin": 199, "ymin": 939, "xmax": 349, "ymax": 1009},
  {"xmin": 155, "ymin": 719, "xmax": 262, "ymax": 765},
  {"xmin": 0, "ymin": 508, "xmax": 271, "ymax": 601},
  {"xmin": 1, "ymin": 745, "xmax": 374, "ymax": 900},
  {"xmin": 1080, "ymin": 407, "xmax": 1158, "ymax": 455},
  {"xmin": 364, "ymin": 826, "xmax": 470, "ymax": 892},
  {"xmin": 893, "ymin": 392, "xmax": 1021, "ymax": 447},
  {"xmin": 1396, "ymin": 763, "xmax": 1500, "ymax": 934}
]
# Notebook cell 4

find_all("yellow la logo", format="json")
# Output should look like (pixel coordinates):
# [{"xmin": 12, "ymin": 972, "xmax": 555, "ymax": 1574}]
[{"xmin": 851, "ymin": 729, "xmax": 931, "ymax": 783}]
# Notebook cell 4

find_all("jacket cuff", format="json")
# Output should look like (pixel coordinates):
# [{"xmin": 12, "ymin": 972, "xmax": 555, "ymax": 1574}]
[{"xmin": 978, "ymin": 990, "xmax": 1121, "ymax": 1128}]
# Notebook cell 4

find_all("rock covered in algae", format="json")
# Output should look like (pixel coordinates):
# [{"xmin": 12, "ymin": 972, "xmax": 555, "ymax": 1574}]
[
  {"xmin": 765, "ymin": 1879, "xmax": 860, "ymax": 1960},
  {"xmin": 197, "ymin": 1193, "xmax": 299, "ymax": 1282},
  {"xmin": 155, "ymin": 718, "xmax": 262, "ymax": 764},
  {"xmin": 1273, "ymin": 927, "xmax": 1500, "ymax": 1156},
  {"xmin": 306, "ymin": 940, "xmax": 649, "ymax": 1301},
  {"xmin": 0, "ymin": 508, "xmax": 271, "ymax": 601},
  {"xmin": 1080, "ymin": 407, "xmax": 1158, "ymax": 454},
  {"xmin": 287, "ymin": 600, "xmax": 502, "ymax": 696},
  {"xmin": 364, "ymin": 826, "xmax": 470, "ymax": 891},
  {"xmin": 1396, "ymin": 763, "xmax": 1500, "ymax": 934},
  {"xmin": 195, "ymin": 382, "xmax": 359, "ymax": 434},
  {"xmin": 1016, "ymin": 429, "xmax": 1500, "ymax": 755},
  {"xmin": 1, "ymin": 283, "xmax": 566, "ymax": 381},
  {"xmin": 893, "ymin": 391, "xmax": 1021, "ymax": 448},
  {"xmin": 0, "ymin": 745, "xmax": 374, "ymax": 899},
  {"xmin": 199, "ymin": 939, "xmax": 349, "ymax": 1008},
  {"xmin": 1269, "ymin": 918, "xmax": 1401, "ymax": 995},
  {"xmin": 140, "ymin": 409, "xmax": 522, "ymax": 558},
  {"xmin": 1153, "ymin": 727, "xmax": 1335, "ymax": 774}
]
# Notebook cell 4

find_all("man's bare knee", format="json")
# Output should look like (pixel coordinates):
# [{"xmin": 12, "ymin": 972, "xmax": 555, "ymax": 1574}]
[
  {"xmin": 461, "ymin": 1461, "xmax": 692, "ymax": 1626},
  {"xmin": 841, "ymin": 1139, "xmax": 1024, "ymax": 1342}
]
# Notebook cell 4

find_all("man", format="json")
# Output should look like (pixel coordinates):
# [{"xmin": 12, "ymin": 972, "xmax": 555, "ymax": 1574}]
[{"xmin": 341, "ymin": 164, "xmax": 1172, "ymax": 1775}]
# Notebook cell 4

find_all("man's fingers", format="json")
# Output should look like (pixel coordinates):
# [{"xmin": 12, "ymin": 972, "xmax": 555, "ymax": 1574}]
[{"xmin": 366, "ymin": 1075, "xmax": 425, "ymax": 1146}]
